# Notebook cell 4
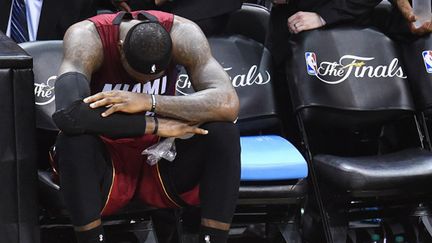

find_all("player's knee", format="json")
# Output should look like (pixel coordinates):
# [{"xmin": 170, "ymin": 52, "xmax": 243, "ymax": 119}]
[
  {"xmin": 201, "ymin": 122, "xmax": 240, "ymax": 145},
  {"xmin": 201, "ymin": 122, "xmax": 240, "ymax": 162},
  {"xmin": 56, "ymin": 133, "xmax": 100, "ymax": 152}
]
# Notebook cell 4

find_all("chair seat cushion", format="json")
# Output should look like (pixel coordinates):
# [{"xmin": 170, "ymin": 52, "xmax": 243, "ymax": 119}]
[
  {"xmin": 314, "ymin": 148, "xmax": 432, "ymax": 191},
  {"xmin": 240, "ymin": 135, "xmax": 308, "ymax": 181}
]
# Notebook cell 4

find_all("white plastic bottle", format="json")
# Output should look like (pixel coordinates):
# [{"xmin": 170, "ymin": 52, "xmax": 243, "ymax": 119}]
[{"xmin": 412, "ymin": 0, "xmax": 432, "ymax": 28}]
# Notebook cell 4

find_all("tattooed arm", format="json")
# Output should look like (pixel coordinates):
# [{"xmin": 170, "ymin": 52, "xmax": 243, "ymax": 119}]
[
  {"xmin": 156, "ymin": 16, "xmax": 240, "ymax": 123},
  {"xmin": 54, "ymin": 20, "xmax": 102, "ymax": 112},
  {"xmin": 58, "ymin": 20, "xmax": 103, "ymax": 79}
]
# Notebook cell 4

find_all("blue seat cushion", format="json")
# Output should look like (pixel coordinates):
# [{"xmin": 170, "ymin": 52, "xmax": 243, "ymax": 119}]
[{"xmin": 240, "ymin": 135, "xmax": 308, "ymax": 181}]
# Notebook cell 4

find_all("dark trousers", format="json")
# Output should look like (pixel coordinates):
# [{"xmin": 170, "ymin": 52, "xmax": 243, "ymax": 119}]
[{"xmin": 55, "ymin": 122, "xmax": 241, "ymax": 226}]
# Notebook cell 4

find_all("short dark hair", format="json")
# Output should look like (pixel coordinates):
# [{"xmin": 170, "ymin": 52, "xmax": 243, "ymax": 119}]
[{"xmin": 123, "ymin": 21, "xmax": 172, "ymax": 74}]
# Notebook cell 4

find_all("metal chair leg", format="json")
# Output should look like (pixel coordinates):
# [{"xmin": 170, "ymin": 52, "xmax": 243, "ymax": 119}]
[{"xmin": 278, "ymin": 222, "xmax": 302, "ymax": 243}]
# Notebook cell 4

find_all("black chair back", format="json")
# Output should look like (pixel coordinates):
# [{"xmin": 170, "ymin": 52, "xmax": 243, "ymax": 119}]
[
  {"xmin": 19, "ymin": 41, "xmax": 62, "ymax": 131},
  {"xmin": 401, "ymin": 35, "xmax": 432, "ymax": 113},
  {"xmin": 287, "ymin": 28, "xmax": 414, "ymax": 129},
  {"xmin": 225, "ymin": 3, "xmax": 270, "ymax": 44}
]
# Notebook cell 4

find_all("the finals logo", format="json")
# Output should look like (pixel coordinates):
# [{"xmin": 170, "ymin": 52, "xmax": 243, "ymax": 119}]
[{"xmin": 304, "ymin": 52, "xmax": 407, "ymax": 84}]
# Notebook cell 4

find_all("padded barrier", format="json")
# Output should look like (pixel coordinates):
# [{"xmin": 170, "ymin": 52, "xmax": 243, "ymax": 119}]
[
  {"xmin": 0, "ymin": 32, "xmax": 38, "ymax": 243},
  {"xmin": 286, "ymin": 27, "xmax": 415, "ymax": 127},
  {"xmin": 240, "ymin": 135, "xmax": 307, "ymax": 181}
]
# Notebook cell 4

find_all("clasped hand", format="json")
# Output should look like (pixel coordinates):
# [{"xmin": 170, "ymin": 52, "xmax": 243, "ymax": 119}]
[{"xmin": 84, "ymin": 90, "xmax": 147, "ymax": 117}]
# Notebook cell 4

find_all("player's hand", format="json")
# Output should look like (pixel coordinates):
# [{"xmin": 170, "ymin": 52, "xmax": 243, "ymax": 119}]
[
  {"xmin": 111, "ymin": 0, "xmax": 131, "ymax": 12},
  {"xmin": 84, "ymin": 91, "xmax": 148, "ymax": 117},
  {"xmin": 287, "ymin": 11, "xmax": 326, "ymax": 34},
  {"xmin": 394, "ymin": 0, "xmax": 432, "ymax": 35},
  {"xmin": 411, "ymin": 21, "xmax": 432, "ymax": 35},
  {"xmin": 155, "ymin": 118, "xmax": 208, "ymax": 137}
]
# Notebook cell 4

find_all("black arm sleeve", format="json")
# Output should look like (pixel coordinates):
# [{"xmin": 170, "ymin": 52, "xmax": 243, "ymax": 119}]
[
  {"xmin": 53, "ymin": 72, "xmax": 147, "ymax": 138},
  {"xmin": 54, "ymin": 72, "xmax": 91, "ymax": 110},
  {"xmin": 53, "ymin": 100, "xmax": 147, "ymax": 138}
]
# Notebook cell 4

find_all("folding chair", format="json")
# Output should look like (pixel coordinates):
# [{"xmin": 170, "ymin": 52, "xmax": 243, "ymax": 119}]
[{"xmin": 286, "ymin": 27, "xmax": 432, "ymax": 243}]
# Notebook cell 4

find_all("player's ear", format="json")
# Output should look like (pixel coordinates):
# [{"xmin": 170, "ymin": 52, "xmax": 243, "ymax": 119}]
[{"xmin": 118, "ymin": 39, "xmax": 127, "ymax": 60}]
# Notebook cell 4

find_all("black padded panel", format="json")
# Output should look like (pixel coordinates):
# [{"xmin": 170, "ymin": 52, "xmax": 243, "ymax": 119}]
[
  {"xmin": 314, "ymin": 148, "xmax": 432, "ymax": 191},
  {"xmin": 19, "ymin": 41, "xmax": 63, "ymax": 131},
  {"xmin": 286, "ymin": 27, "xmax": 415, "ymax": 126},
  {"xmin": 176, "ymin": 35, "xmax": 278, "ymax": 131},
  {"xmin": 225, "ymin": 3, "xmax": 270, "ymax": 45},
  {"xmin": 0, "ymin": 32, "xmax": 38, "ymax": 243},
  {"xmin": 401, "ymin": 35, "xmax": 432, "ymax": 111},
  {"xmin": 0, "ymin": 33, "xmax": 32, "ymax": 68}
]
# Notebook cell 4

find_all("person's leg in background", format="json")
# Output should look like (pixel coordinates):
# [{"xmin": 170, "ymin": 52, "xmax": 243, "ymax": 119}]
[
  {"xmin": 159, "ymin": 122, "xmax": 241, "ymax": 243},
  {"xmin": 267, "ymin": 4, "xmax": 301, "ymax": 141},
  {"xmin": 55, "ymin": 134, "xmax": 112, "ymax": 243}
]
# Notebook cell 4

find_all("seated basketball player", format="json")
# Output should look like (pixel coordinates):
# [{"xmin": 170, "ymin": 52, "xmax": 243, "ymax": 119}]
[{"xmin": 52, "ymin": 10, "xmax": 240, "ymax": 243}]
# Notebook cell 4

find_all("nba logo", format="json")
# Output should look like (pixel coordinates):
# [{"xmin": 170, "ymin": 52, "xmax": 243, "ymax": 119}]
[
  {"xmin": 305, "ymin": 52, "xmax": 317, "ymax": 75},
  {"xmin": 422, "ymin": 50, "xmax": 432, "ymax": 73}
]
